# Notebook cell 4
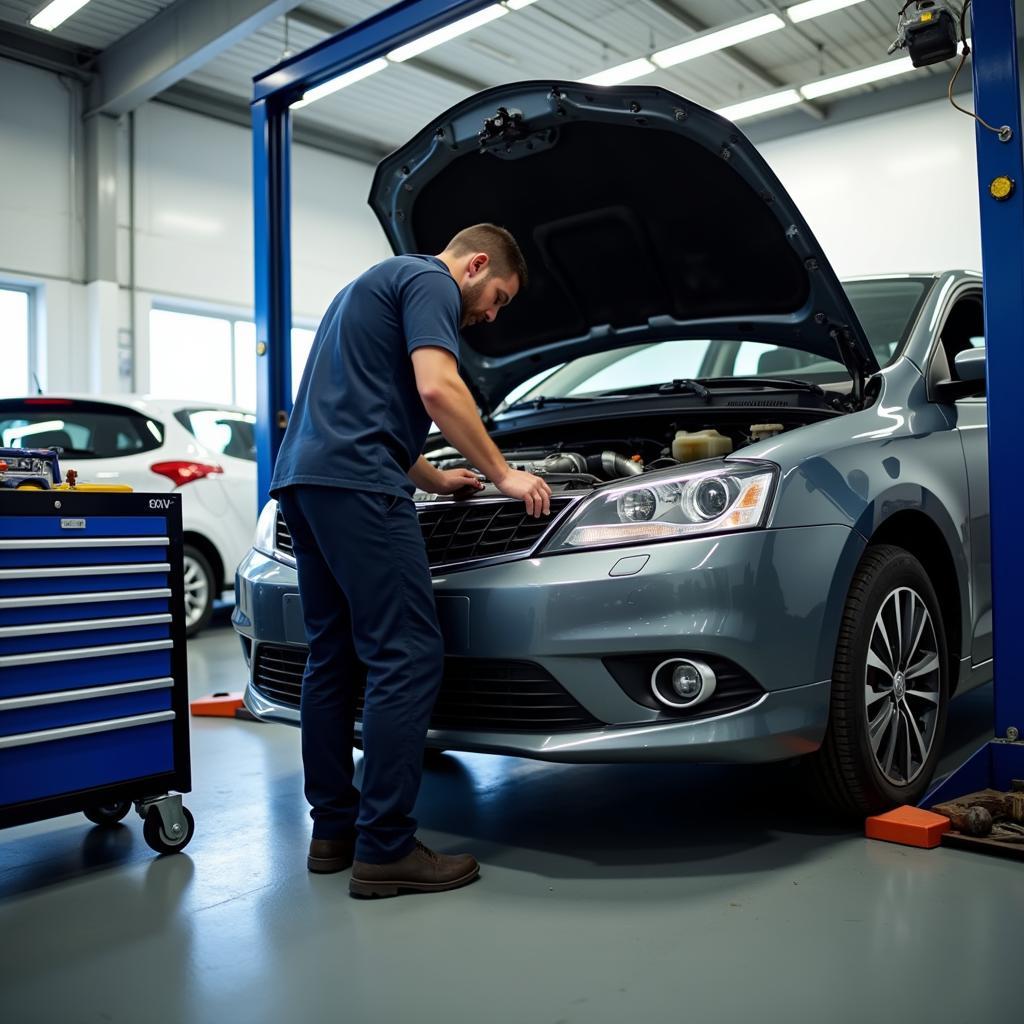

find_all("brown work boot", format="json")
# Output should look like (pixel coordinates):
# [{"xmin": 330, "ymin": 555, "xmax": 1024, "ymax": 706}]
[
  {"xmin": 349, "ymin": 839, "xmax": 479, "ymax": 898},
  {"xmin": 307, "ymin": 836, "xmax": 355, "ymax": 873}
]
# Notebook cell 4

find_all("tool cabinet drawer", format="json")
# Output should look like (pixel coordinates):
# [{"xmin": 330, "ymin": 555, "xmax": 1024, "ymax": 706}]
[
  {"xmin": 0, "ymin": 677, "xmax": 174, "ymax": 735},
  {"xmin": 0, "ymin": 640, "xmax": 174, "ymax": 699},
  {"xmin": 0, "ymin": 715, "xmax": 175, "ymax": 805}
]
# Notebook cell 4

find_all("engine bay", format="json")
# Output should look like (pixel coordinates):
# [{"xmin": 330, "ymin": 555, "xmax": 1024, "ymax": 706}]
[{"xmin": 419, "ymin": 410, "xmax": 825, "ymax": 498}]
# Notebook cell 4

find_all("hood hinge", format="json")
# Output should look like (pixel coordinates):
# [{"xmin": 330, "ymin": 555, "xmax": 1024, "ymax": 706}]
[{"xmin": 831, "ymin": 324, "xmax": 868, "ymax": 408}]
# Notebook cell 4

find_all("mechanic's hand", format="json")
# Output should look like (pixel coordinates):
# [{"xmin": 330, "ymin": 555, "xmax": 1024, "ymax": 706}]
[
  {"xmin": 494, "ymin": 468, "xmax": 552, "ymax": 517},
  {"xmin": 434, "ymin": 468, "xmax": 485, "ymax": 495}
]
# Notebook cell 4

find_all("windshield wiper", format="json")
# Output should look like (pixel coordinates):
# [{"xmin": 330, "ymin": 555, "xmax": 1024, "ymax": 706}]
[
  {"xmin": 703, "ymin": 377, "xmax": 825, "ymax": 395},
  {"xmin": 503, "ymin": 394, "xmax": 599, "ymax": 411}
]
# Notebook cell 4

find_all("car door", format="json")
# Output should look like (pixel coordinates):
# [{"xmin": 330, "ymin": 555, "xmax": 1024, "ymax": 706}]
[{"xmin": 931, "ymin": 289, "xmax": 990, "ymax": 666}]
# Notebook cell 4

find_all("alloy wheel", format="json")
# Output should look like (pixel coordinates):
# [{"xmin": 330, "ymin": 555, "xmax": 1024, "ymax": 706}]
[
  {"xmin": 182, "ymin": 553, "xmax": 211, "ymax": 630},
  {"xmin": 864, "ymin": 586, "xmax": 942, "ymax": 786}
]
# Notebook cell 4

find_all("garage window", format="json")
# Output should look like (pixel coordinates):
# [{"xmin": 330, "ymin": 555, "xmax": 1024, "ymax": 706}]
[
  {"xmin": 150, "ymin": 307, "xmax": 315, "ymax": 409},
  {"xmin": 0, "ymin": 287, "xmax": 32, "ymax": 396}
]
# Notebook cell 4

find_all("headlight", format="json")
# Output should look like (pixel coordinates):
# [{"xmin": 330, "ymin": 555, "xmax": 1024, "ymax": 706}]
[
  {"xmin": 543, "ymin": 462, "xmax": 776, "ymax": 552},
  {"xmin": 253, "ymin": 499, "xmax": 279, "ymax": 558}
]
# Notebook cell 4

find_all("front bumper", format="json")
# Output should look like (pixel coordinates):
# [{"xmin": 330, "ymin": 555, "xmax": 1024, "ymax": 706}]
[{"xmin": 233, "ymin": 524, "xmax": 866, "ymax": 763}]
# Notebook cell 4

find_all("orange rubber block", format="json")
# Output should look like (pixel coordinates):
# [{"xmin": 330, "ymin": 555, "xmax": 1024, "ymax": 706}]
[
  {"xmin": 190, "ymin": 692, "xmax": 245, "ymax": 717},
  {"xmin": 865, "ymin": 805, "xmax": 951, "ymax": 849}
]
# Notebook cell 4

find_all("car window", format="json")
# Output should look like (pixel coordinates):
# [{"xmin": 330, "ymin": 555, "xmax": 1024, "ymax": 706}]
[
  {"xmin": 174, "ymin": 409, "xmax": 256, "ymax": 462},
  {"xmin": 843, "ymin": 278, "xmax": 931, "ymax": 365},
  {"xmin": 499, "ymin": 278, "xmax": 933, "ymax": 405},
  {"xmin": 567, "ymin": 341, "xmax": 711, "ymax": 395},
  {"xmin": 0, "ymin": 400, "xmax": 163, "ymax": 458}
]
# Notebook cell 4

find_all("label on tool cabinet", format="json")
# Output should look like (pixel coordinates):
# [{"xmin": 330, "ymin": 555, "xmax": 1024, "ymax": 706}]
[{"xmin": 60, "ymin": 518, "xmax": 86, "ymax": 529}]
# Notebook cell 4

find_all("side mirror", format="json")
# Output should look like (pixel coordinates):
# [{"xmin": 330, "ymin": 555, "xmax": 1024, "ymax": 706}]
[
  {"xmin": 934, "ymin": 346, "xmax": 986, "ymax": 402},
  {"xmin": 954, "ymin": 347, "xmax": 986, "ymax": 382}
]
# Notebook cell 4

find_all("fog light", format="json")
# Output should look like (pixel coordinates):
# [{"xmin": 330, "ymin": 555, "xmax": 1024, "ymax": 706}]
[{"xmin": 651, "ymin": 657, "xmax": 717, "ymax": 709}]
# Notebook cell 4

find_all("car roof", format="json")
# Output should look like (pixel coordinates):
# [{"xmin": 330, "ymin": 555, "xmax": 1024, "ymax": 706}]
[{"xmin": 0, "ymin": 394, "xmax": 255, "ymax": 416}]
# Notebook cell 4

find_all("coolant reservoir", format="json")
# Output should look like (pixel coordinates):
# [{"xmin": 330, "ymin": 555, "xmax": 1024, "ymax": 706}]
[{"xmin": 671, "ymin": 429, "xmax": 733, "ymax": 463}]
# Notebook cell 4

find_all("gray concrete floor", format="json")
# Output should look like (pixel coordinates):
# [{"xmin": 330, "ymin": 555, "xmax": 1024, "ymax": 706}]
[{"xmin": 1, "ymin": 611, "xmax": 1021, "ymax": 1024}]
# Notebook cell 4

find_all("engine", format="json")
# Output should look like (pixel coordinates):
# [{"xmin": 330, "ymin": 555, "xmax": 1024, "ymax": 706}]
[{"xmin": 422, "ymin": 420, "xmax": 793, "ymax": 497}]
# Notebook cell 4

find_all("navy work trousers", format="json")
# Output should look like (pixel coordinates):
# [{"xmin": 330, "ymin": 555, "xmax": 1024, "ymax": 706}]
[{"xmin": 276, "ymin": 485, "xmax": 444, "ymax": 864}]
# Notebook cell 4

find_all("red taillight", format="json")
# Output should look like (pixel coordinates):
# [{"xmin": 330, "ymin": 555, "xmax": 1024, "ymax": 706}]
[
  {"xmin": 24, "ymin": 398, "xmax": 74, "ymax": 405},
  {"xmin": 150, "ymin": 461, "xmax": 223, "ymax": 487}
]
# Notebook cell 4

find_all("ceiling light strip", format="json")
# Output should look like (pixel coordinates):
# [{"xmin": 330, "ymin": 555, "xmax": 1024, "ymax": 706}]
[
  {"xmin": 785, "ymin": 0, "xmax": 868, "ymax": 24},
  {"xmin": 799, "ymin": 56, "xmax": 916, "ymax": 99},
  {"xmin": 29, "ymin": 0, "xmax": 91, "ymax": 31},
  {"xmin": 651, "ymin": 13, "xmax": 786, "ymax": 69},
  {"xmin": 387, "ymin": 4, "xmax": 509, "ymax": 63},
  {"xmin": 292, "ymin": 58, "xmax": 389, "ymax": 108},
  {"xmin": 716, "ymin": 89, "xmax": 803, "ymax": 122},
  {"xmin": 581, "ymin": 58, "xmax": 657, "ymax": 87}
]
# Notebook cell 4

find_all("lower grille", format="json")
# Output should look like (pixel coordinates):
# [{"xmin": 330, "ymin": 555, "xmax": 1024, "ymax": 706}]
[
  {"xmin": 252, "ymin": 644, "xmax": 599, "ymax": 732},
  {"xmin": 275, "ymin": 510, "xmax": 294, "ymax": 558}
]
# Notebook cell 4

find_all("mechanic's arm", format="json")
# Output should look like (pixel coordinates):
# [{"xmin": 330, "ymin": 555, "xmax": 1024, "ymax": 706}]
[
  {"xmin": 408, "ymin": 455, "xmax": 481, "ymax": 496},
  {"xmin": 411, "ymin": 347, "xmax": 552, "ymax": 516}
]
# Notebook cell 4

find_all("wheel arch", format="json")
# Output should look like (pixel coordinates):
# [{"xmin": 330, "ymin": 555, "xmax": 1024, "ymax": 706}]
[
  {"xmin": 866, "ymin": 508, "xmax": 967, "ymax": 692},
  {"xmin": 182, "ymin": 531, "xmax": 225, "ymax": 594}
]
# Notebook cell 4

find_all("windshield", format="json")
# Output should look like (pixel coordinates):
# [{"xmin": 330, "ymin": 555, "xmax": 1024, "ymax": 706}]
[{"xmin": 499, "ymin": 277, "xmax": 931, "ymax": 407}]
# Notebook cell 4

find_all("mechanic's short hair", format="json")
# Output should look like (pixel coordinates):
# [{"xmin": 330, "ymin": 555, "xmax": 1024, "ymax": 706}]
[{"xmin": 444, "ymin": 223, "xmax": 528, "ymax": 289}]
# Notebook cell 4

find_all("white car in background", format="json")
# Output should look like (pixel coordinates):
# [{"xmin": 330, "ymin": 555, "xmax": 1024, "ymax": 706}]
[{"xmin": 0, "ymin": 394, "xmax": 256, "ymax": 635}]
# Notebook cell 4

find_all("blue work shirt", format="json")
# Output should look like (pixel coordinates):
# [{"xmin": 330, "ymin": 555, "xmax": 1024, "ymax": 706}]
[{"xmin": 270, "ymin": 255, "xmax": 461, "ymax": 500}]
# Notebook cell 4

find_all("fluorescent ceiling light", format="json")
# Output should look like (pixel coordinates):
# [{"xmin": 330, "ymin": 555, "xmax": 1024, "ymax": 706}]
[
  {"xmin": 717, "ymin": 89, "xmax": 803, "ymax": 122},
  {"xmin": 29, "ymin": 0, "xmax": 91, "ymax": 31},
  {"xmin": 505, "ymin": 0, "xmax": 539, "ymax": 8},
  {"xmin": 799, "ymin": 56, "xmax": 915, "ymax": 99},
  {"xmin": 786, "ymin": 0, "xmax": 866, "ymax": 24},
  {"xmin": 581, "ymin": 58, "xmax": 657, "ymax": 87},
  {"xmin": 292, "ymin": 58, "xmax": 389, "ymax": 108},
  {"xmin": 651, "ymin": 13, "xmax": 785, "ymax": 69},
  {"xmin": 387, "ymin": 5, "xmax": 508, "ymax": 62}
]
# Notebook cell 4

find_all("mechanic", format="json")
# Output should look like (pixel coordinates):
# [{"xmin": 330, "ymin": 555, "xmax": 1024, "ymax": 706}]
[{"xmin": 271, "ymin": 224, "xmax": 552, "ymax": 898}]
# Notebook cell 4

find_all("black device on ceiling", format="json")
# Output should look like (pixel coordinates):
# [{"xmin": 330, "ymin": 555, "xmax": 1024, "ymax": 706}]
[{"xmin": 888, "ymin": 1, "xmax": 960, "ymax": 67}]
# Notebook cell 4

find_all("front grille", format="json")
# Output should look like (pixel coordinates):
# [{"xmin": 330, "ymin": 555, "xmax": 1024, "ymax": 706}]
[
  {"xmin": 252, "ymin": 645, "xmax": 599, "ymax": 732},
  {"xmin": 275, "ymin": 498, "xmax": 572, "ymax": 568},
  {"xmin": 418, "ymin": 498, "xmax": 572, "ymax": 566},
  {"xmin": 275, "ymin": 510, "xmax": 294, "ymax": 558}
]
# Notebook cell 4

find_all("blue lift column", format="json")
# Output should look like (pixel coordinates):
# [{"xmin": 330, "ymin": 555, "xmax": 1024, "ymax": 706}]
[
  {"xmin": 926, "ymin": 0, "xmax": 1024, "ymax": 803},
  {"xmin": 250, "ymin": 0, "xmax": 495, "ymax": 508}
]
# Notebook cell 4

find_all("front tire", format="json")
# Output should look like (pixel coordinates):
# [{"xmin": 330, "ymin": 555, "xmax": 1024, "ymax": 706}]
[
  {"xmin": 182, "ymin": 545, "xmax": 215, "ymax": 637},
  {"xmin": 811, "ymin": 544, "xmax": 950, "ymax": 816}
]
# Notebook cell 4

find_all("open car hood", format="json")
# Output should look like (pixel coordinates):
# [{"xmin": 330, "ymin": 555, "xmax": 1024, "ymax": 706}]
[{"xmin": 369, "ymin": 81, "xmax": 877, "ymax": 413}]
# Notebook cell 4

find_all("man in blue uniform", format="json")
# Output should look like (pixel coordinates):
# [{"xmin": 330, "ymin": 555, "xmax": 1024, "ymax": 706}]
[{"xmin": 271, "ymin": 224, "xmax": 550, "ymax": 898}]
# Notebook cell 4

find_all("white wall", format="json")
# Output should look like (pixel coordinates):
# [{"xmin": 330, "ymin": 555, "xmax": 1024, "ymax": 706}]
[
  {"xmin": 0, "ymin": 50, "xmax": 985, "ymax": 399},
  {"xmin": 133, "ymin": 103, "xmax": 390, "ymax": 319},
  {"xmin": 759, "ymin": 98, "xmax": 981, "ymax": 277},
  {"xmin": 0, "ymin": 56, "xmax": 391, "ymax": 397}
]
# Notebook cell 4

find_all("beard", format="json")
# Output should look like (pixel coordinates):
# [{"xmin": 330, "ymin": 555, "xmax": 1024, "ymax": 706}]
[{"xmin": 459, "ymin": 278, "xmax": 489, "ymax": 328}]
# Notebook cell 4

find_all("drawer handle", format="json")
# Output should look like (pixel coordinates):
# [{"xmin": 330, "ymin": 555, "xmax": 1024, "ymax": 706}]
[
  {"xmin": 0, "ymin": 710, "xmax": 175, "ymax": 750},
  {"xmin": 0, "ymin": 588, "xmax": 172, "ymax": 609},
  {"xmin": 0, "ymin": 638, "xmax": 173, "ymax": 667},
  {"xmin": 0, "ymin": 677, "xmax": 174, "ymax": 710},
  {"xmin": 0, "ymin": 613, "xmax": 172, "ymax": 637},
  {"xmin": 0, "ymin": 537, "xmax": 169, "ymax": 550},
  {"xmin": 0, "ymin": 563, "xmax": 171, "ymax": 580}
]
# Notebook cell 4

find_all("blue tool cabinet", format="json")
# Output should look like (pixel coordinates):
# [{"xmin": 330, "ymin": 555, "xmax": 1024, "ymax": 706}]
[{"xmin": 0, "ymin": 490, "xmax": 194, "ymax": 854}]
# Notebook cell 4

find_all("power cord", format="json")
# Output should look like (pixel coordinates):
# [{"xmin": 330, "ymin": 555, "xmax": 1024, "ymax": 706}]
[{"xmin": 948, "ymin": 1, "xmax": 1010, "ymax": 139}]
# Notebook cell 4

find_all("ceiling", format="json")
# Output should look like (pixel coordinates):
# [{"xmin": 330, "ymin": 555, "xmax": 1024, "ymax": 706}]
[{"xmin": 0, "ymin": 0, "xmax": 969, "ymax": 161}]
